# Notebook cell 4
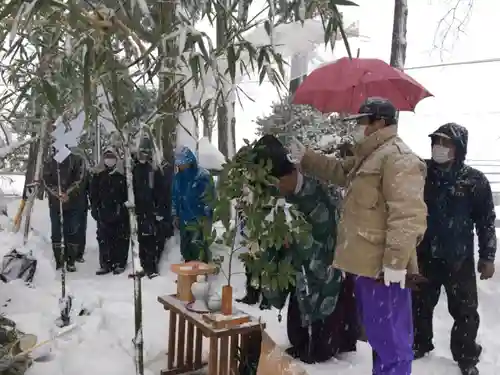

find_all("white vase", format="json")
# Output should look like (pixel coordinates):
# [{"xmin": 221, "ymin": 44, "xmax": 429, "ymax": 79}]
[
  {"xmin": 207, "ymin": 291, "xmax": 222, "ymax": 312},
  {"xmin": 190, "ymin": 275, "xmax": 210, "ymax": 312}
]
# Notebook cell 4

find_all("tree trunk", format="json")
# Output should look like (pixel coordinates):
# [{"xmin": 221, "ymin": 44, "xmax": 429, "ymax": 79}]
[
  {"xmin": 389, "ymin": 0, "xmax": 408, "ymax": 121},
  {"xmin": 390, "ymin": 0, "xmax": 408, "ymax": 70},
  {"xmin": 23, "ymin": 138, "xmax": 42, "ymax": 199},
  {"xmin": 289, "ymin": 53, "xmax": 308, "ymax": 95},
  {"xmin": 156, "ymin": 0, "xmax": 178, "ymax": 165},
  {"xmin": 216, "ymin": 1, "xmax": 236, "ymax": 158}
]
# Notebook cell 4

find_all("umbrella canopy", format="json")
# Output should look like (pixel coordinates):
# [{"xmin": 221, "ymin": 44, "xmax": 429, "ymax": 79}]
[{"xmin": 293, "ymin": 57, "xmax": 432, "ymax": 114}]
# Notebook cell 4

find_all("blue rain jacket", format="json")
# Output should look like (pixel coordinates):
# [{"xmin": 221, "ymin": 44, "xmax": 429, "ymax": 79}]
[{"xmin": 172, "ymin": 147, "xmax": 215, "ymax": 227}]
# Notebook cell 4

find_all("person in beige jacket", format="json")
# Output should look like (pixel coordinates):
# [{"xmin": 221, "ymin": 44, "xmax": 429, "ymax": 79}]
[{"xmin": 288, "ymin": 97, "xmax": 427, "ymax": 375}]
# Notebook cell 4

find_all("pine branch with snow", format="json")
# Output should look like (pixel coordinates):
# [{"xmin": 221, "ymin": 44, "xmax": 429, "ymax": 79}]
[{"xmin": 255, "ymin": 96, "xmax": 356, "ymax": 155}]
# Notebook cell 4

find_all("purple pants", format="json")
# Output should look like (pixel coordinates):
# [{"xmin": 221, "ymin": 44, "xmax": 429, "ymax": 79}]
[{"xmin": 355, "ymin": 276, "xmax": 413, "ymax": 375}]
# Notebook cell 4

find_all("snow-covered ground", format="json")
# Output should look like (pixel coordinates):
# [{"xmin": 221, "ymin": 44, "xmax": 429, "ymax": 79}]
[{"xmin": 1, "ymin": 198, "xmax": 500, "ymax": 374}]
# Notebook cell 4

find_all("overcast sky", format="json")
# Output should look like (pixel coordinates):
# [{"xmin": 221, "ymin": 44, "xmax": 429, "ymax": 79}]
[{"xmin": 229, "ymin": 0, "xmax": 500, "ymax": 163}]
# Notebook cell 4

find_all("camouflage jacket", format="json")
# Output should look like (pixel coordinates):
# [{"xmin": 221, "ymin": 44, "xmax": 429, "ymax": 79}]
[{"xmin": 264, "ymin": 175, "xmax": 343, "ymax": 327}]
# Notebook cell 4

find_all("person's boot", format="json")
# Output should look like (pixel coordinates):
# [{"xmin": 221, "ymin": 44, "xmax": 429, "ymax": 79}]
[
  {"xmin": 96, "ymin": 267, "xmax": 112, "ymax": 275},
  {"xmin": 65, "ymin": 244, "xmax": 78, "ymax": 272},
  {"xmin": 236, "ymin": 271, "xmax": 259, "ymax": 305},
  {"xmin": 66, "ymin": 264, "xmax": 77, "ymax": 272},
  {"xmin": 236, "ymin": 286, "xmax": 260, "ymax": 305},
  {"xmin": 75, "ymin": 242, "xmax": 85, "ymax": 263},
  {"xmin": 113, "ymin": 263, "xmax": 126, "ymax": 275},
  {"xmin": 413, "ymin": 343, "xmax": 434, "ymax": 360},
  {"xmin": 52, "ymin": 243, "xmax": 63, "ymax": 270},
  {"xmin": 76, "ymin": 253, "xmax": 85, "ymax": 263},
  {"xmin": 413, "ymin": 347, "xmax": 431, "ymax": 360},
  {"xmin": 259, "ymin": 295, "xmax": 271, "ymax": 310},
  {"xmin": 459, "ymin": 365, "xmax": 479, "ymax": 375}
]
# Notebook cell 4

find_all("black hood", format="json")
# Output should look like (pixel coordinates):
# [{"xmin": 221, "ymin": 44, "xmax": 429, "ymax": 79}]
[{"xmin": 429, "ymin": 123, "xmax": 468, "ymax": 162}]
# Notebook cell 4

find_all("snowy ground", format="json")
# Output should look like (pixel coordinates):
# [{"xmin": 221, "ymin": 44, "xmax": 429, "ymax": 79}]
[{"xmin": 1, "ymin": 198, "xmax": 500, "ymax": 375}]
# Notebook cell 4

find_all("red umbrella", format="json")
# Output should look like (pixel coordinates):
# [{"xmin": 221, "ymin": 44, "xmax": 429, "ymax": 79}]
[{"xmin": 292, "ymin": 57, "xmax": 433, "ymax": 113}]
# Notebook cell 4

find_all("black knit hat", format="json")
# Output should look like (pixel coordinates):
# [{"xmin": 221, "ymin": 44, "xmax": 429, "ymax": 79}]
[{"xmin": 252, "ymin": 135, "xmax": 295, "ymax": 178}]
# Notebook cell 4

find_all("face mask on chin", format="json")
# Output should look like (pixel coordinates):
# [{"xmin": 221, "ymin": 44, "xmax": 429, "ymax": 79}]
[
  {"xmin": 352, "ymin": 125, "xmax": 368, "ymax": 143},
  {"xmin": 431, "ymin": 145, "xmax": 452, "ymax": 164},
  {"xmin": 104, "ymin": 158, "xmax": 116, "ymax": 167}
]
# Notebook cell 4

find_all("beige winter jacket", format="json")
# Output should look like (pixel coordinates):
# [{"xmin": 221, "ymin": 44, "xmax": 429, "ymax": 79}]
[{"xmin": 301, "ymin": 125, "xmax": 427, "ymax": 278}]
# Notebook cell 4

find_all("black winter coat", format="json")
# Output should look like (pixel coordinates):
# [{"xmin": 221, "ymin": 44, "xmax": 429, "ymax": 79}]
[
  {"xmin": 89, "ymin": 167, "xmax": 129, "ymax": 224},
  {"xmin": 43, "ymin": 153, "xmax": 86, "ymax": 212},
  {"xmin": 419, "ymin": 123, "xmax": 497, "ymax": 262},
  {"xmin": 132, "ymin": 162, "xmax": 164, "ymax": 235},
  {"xmin": 156, "ymin": 161, "xmax": 173, "ymax": 224}
]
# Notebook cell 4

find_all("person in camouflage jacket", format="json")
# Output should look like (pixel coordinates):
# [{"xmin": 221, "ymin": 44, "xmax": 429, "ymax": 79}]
[{"xmin": 252, "ymin": 135, "xmax": 358, "ymax": 364}]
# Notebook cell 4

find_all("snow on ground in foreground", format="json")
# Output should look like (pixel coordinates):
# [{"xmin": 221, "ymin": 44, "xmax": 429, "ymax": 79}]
[{"xmin": 1, "ymin": 198, "xmax": 500, "ymax": 374}]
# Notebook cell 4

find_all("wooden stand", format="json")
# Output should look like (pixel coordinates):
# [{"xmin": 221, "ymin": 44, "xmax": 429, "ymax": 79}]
[
  {"xmin": 202, "ymin": 313, "xmax": 250, "ymax": 330},
  {"xmin": 158, "ymin": 295, "xmax": 265, "ymax": 375},
  {"xmin": 170, "ymin": 262, "xmax": 217, "ymax": 302}
]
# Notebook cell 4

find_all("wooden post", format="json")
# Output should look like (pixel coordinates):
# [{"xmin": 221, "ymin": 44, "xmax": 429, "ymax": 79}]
[
  {"xmin": 219, "ymin": 337, "xmax": 229, "ymax": 375},
  {"xmin": 186, "ymin": 322, "xmax": 194, "ymax": 370},
  {"xmin": 194, "ymin": 327, "xmax": 203, "ymax": 368},
  {"xmin": 177, "ymin": 316, "xmax": 186, "ymax": 369},
  {"xmin": 167, "ymin": 312, "xmax": 177, "ymax": 369},
  {"xmin": 229, "ymin": 335, "xmax": 239, "ymax": 375},
  {"xmin": 208, "ymin": 336, "xmax": 219, "ymax": 375}
]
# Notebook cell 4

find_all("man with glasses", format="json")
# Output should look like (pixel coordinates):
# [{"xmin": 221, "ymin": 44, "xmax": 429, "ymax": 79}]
[{"xmin": 287, "ymin": 97, "xmax": 427, "ymax": 375}]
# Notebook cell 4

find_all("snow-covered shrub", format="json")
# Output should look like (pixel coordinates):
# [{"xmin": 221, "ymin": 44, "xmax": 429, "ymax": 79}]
[
  {"xmin": 255, "ymin": 96, "xmax": 356, "ymax": 156},
  {"xmin": 210, "ymin": 142, "xmax": 311, "ymax": 292}
]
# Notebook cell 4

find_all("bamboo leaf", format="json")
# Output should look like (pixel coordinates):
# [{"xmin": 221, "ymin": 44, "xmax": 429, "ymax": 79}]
[
  {"xmin": 331, "ymin": 0, "xmax": 358, "ymax": 5},
  {"xmin": 332, "ymin": 5, "xmax": 353, "ymax": 58},
  {"xmin": 41, "ymin": 80, "xmax": 61, "ymax": 113},
  {"xmin": 227, "ymin": 45, "xmax": 236, "ymax": 83}
]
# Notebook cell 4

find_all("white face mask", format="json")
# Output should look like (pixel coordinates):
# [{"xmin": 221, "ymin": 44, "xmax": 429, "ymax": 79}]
[
  {"xmin": 352, "ymin": 125, "xmax": 368, "ymax": 143},
  {"xmin": 104, "ymin": 158, "xmax": 116, "ymax": 167},
  {"xmin": 431, "ymin": 145, "xmax": 452, "ymax": 164}
]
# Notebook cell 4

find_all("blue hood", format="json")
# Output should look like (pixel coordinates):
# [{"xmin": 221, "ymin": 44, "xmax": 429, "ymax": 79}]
[{"xmin": 175, "ymin": 147, "xmax": 197, "ymax": 167}]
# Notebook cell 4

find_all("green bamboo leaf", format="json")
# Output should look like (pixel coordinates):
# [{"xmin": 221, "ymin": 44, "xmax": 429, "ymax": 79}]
[
  {"xmin": 263, "ymin": 20, "xmax": 271, "ymax": 36},
  {"xmin": 0, "ymin": 0, "xmax": 22, "ymax": 23},
  {"xmin": 331, "ymin": 0, "xmax": 358, "ymax": 5},
  {"xmin": 3, "ymin": 81, "xmax": 32, "ymax": 122},
  {"xmin": 332, "ymin": 5, "xmax": 353, "ymax": 58},
  {"xmin": 273, "ymin": 52, "xmax": 286, "ymax": 80},
  {"xmin": 41, "ymin": 80, "xmax": 61, "ymax": 113},
  {"xmin": 227, "ymin": 45, "xmax": 236, "ymax": 83}
]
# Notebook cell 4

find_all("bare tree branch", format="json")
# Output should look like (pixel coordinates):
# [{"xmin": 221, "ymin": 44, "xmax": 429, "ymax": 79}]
[{"xmin": 433, "ymin": 0, "xmax": 474, "ymax": 60}]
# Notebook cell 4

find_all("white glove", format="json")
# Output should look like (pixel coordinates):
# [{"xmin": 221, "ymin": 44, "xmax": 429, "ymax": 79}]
[
  {"xmin": 155, "ymin": 215, "xmax": 163, "ymax": 221},
  {"xmin": 383, "ymin": 266, "xmax": 406, "ymax": 289},
  {"xmin": 287, "ymin": 137, "xmax": 306, "ymax": 163}
]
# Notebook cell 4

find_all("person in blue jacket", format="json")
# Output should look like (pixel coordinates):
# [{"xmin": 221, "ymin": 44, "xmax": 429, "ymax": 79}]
[{"xmin": 172, "ymin": 146, "xmax": 215, "ymax": 263}]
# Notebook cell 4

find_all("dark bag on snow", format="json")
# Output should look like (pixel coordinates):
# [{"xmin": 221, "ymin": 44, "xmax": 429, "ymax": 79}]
[{"xmin": 0, "ymin": 250, "xmax": 37, "ymax": 283}]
